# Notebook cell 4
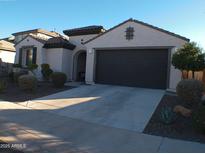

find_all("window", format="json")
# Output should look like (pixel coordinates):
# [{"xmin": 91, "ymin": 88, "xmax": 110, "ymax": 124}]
[
  {"xmin": 19, "ymin": 47, "xmax": 37, "ymax": 66},
  {"xmin": 26, "ymin": 48, "xmax": 33, "ymax": 65}
]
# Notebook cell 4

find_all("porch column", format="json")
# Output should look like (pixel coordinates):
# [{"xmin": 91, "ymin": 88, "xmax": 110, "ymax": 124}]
[{"xmin": 85, "ymin": 48, "xmax": 95, "ymax": 84}]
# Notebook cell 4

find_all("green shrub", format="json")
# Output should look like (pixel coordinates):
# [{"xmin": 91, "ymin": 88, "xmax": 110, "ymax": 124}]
[
  {"xmin": 160, "ymin": 107, "xmax": 177, "ymax": 125},
  {"xmin": 0, "ymin": 80, "xmax": 7, "ymax": 93},
  {"xmin": 41, "ymin": 64, "xmax": 49, "ymax": 70},
  {"xmin": 28, "ymin": 64, "xmax": 38, "ymax": 71},
  {"xmin": 192, "ymin": 106, "xmax": 205, "ymax": 134},
  {"xmin": 51, "ymin": 72, "xmax": 67, "ymax": 88},
  {"xmin": 18, "ymin": 75, "xmax": 37, "ymax": 91},
  {"xmin": 13, "ymin": 71, "xmax": 28, "ymax": 83},
  {"xmin": 13, "ymin": 64, "xmax": 22, "ymax": 68},
  {"xmin": 176, "ymin": 79, "xmax": 204, "ymax": 107},
  {"xmin": 41, "ymin": 64, "xmax": 53, "ymax": 81}
]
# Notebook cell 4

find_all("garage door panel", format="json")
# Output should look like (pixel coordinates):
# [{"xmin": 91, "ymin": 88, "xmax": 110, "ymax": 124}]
[{"xmin": 95, "ymin": 49, "xmax": 168, "ymax": 89}]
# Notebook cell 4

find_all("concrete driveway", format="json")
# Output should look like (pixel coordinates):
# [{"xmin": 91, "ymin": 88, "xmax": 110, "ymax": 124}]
[{"xmin": 20, "ymin": 84, "xmax": 164, "ymax": 132}]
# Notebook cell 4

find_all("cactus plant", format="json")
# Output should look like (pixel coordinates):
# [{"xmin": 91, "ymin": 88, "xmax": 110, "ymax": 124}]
[{"xmin": 160, "ymin": 107, "xmax": 177, "ymax": 125}]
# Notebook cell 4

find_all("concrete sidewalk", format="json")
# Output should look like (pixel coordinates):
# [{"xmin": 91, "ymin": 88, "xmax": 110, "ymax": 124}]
[{"xmin": 0, "ymin": 101, "xmax": 205, "ymax": 152}]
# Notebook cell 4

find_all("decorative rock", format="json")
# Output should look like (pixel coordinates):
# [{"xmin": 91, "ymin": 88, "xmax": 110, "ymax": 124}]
[{"xmin": 173, "ymin": 105, "xmax": 192, "ymax": 117}]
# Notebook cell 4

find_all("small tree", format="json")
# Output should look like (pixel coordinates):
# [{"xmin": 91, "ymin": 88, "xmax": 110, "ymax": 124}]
[{"xmin": 172, "ymin": 42, "xmax": 205, "ymax": 78}]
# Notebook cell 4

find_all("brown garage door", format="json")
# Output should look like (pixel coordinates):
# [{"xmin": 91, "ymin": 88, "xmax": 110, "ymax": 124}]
[{"xmin": 95, "ymin": 49, "xmax": 169, "ymax": 89}]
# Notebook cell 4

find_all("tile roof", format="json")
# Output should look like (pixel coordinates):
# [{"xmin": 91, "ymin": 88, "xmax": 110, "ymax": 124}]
[
  {"xmin": 43, "ymin": 37, "xmax": 76, "ymax": 50},
  {"xmin": 63, "ymin": 25, "xmax": 105, "ymax": 36}
]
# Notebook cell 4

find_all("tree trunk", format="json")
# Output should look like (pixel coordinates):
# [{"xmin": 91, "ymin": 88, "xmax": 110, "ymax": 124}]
[{"xmin": 188, "ymin": 70, "xmax": 193, "ymax": 79}]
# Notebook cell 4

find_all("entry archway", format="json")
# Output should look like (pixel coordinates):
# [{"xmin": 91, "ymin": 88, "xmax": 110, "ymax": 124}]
[{"xmin": 73, "ymin": 50, "xmax": 86, "ymax": 81}]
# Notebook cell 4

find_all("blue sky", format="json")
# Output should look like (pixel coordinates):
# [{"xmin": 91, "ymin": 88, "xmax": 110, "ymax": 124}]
[{"xmin": 0, "ymin": 0, "xmax": 204, "ymax": 48}]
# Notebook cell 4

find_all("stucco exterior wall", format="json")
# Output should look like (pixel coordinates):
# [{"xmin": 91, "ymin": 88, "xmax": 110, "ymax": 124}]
[
  {"xmin": 85, "ymin": 21, "xmax": 188, "ymax": 90},
  {"xmin": 0, "ymin": 50, "xmax": 15, "ymax": 63},
  {"xmin": 45, "ymin": 48, "xmax": 63, "ymax": 72},
  {"xmin": 69, "ymin": 34, "xmax": 98, "ymax": 45},
  {"xmin": 45, "ymin": 48, "xmax": 73, "ymax": 81},
  {"xmin": 61, "ymin": 48, "xmax": 73, "ymax": 80}
]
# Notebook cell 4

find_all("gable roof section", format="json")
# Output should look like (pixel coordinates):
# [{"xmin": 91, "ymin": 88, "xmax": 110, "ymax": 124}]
[
  {"xmin": 14, "ymin": 34, "xmax": 47, "ymax": 46},
  {"xmin": 63, "ymin": 25, "xmax": 105, "ymax": 36},
  {"xmin": 84, "ymin": 18, "xmax": 190, "ymax": 44}
]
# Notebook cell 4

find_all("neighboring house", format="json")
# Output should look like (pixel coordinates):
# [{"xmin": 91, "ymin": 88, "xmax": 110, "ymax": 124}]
[
  {"xmin": 14, "ymin": 19, "xmax": 189, "ymax": 90},
  {"xmin": 0, "ymin": 38, "xmax": 16, "ymax": 63}
]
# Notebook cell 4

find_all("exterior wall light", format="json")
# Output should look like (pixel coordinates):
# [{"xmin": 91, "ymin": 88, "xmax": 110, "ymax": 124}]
[{"xmin": 88, "ymin": 49, "xmax": 93, "ymax": 54}]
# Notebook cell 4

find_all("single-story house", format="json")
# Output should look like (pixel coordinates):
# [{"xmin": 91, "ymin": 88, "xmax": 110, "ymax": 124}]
[
  {"xmin": 14, "ymin": 19, "xmax": 189, "ymax": 90},
  {"xmin": 0, "ymin": 38, "xmax": 16, "ymax": 63}
]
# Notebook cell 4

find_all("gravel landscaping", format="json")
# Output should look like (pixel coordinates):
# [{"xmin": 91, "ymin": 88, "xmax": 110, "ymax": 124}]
[{"xmin": 143, "ymin": 94, "xmax": 205, "ymax": 144}]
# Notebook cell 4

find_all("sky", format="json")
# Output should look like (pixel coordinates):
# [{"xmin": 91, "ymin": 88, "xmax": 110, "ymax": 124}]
[{"xmin": 0, "ymin": 0, "xmax": 204, "ymax": 49}]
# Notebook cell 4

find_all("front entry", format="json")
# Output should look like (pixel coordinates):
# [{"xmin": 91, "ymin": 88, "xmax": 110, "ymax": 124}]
[{"xmin": 74, "ymin": 51, "xmax": 86, "ymax": 81}]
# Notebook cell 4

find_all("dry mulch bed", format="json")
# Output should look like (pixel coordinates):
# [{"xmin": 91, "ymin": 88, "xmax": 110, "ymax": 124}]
[
  {"xmin": 143, "ymin": 94, "xmax": 205, "ymax": 143},
  {"xmin": 0, "ymin": 80, "xmax": 72, "ymax": 102}
]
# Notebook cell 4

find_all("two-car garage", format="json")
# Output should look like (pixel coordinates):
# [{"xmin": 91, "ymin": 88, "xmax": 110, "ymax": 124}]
[
  {"xmin": 84, "ymin": 19, "xmax": 189, "ymax": 90},
  {"xmin": 95, "ymin": 49, "xmax": 169, "ymax": 89}
]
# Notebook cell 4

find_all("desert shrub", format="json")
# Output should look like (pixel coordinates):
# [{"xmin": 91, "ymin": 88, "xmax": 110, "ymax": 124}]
[
  {"xmin": 41, "ymin": 64, "xmax": 53, "ymax": 81},
  {"xmin": 192, "ymin": 106, "xmax": 205, "ymax": 134},
  {"xmin": 51, "ymin": 72, "xmax": 67, "ymax": 88},
  {"xmin": 176, "ymin": 79, "xmax": 204, "ymax": 107},
  {"xmin": 18, "ymin": 75, "xmax": 37, "ymax": 91},
  {"xmin": 0, "ymin": 80, "xmax": 7, "ymax": 93},
  {"xmin": 13, "ymin": 71, "xmax": 28, "ymax": 83},
  {"xmin": 160, "ymin": 107, "xmax": 177, "ymax": 125}
]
